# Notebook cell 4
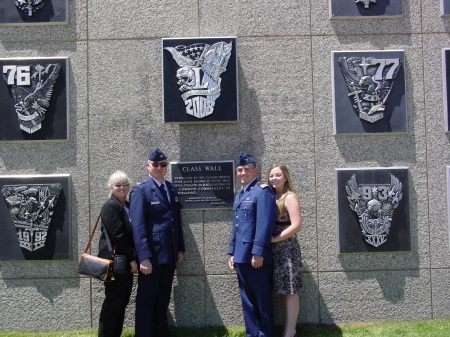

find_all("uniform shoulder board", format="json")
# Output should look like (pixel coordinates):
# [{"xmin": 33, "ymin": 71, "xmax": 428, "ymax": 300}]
[
  {"xmin": 136, "ymin": 180, "xmax": 147, "ymax": 185},
  {"xmin": 257, "ymin": 182, "xmax": 270, "ymax": 189}
]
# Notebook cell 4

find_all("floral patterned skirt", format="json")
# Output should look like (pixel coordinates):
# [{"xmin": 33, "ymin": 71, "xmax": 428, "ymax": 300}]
[{"xmin": 272, "ymin": 223, "xmax": 303, "ymax": 295}]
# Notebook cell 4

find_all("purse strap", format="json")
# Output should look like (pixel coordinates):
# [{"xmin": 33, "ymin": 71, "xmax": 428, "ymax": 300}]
[
  {"xmin": 83, "ymin": 215, "xmax": 101, "ymax": 253},
  {"xmin": 84, "ymin": 213, "xmax": 117, "ymax": 255},
  {"xmin": 102, "ymin": 222, "xmax": 115, "ymax": 255}
]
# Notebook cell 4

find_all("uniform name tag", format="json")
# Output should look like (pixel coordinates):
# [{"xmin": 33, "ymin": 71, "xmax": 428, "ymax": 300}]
[{"xmin": 151, "ymin": 201, "xmax": 160, "ymax": 205}]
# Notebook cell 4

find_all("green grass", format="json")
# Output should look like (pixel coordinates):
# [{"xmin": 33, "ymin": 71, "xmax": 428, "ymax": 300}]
[{"xmin": 0, "ymin": 319, "xmax": 448, "ymax": 337}]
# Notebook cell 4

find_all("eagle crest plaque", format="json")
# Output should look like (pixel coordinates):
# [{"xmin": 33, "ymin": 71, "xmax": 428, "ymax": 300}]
[
  {"xmin": 162, "ymin": 37, "xmax": 238, "ymax": 123},
  {"xmin": 2, "ymin": 183, "xmax": 62, "ymax": 252},
  {"xmin": 332, "ymin": 51, "xmax": 406, "ymax": 134},
  {"xmin": 15, "ymin": 0, "xmax": 47, "ymax": 17},
  {"xmin": 0, "ymin": 57, "xmax": 69, "ymax": 141},
  {"xmin": 346, "ymin": 173, "xmax": 403, "ymax": 247},
  {"xmin": 336, "ymin": 168, "xmax": 410, "ymax": 253}
]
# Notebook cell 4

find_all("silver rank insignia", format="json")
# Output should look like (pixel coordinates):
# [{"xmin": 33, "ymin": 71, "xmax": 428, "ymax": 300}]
[
  {"xmin": 164, "ymin": 41, "xmax": 232, "ymax": 119},
  {"xmin": 2, "ymin": 184, "xmax": 62, "ymax": 252},
  {"xmin": 345, "ymin": 173, "xmax": 403, "ymax": 248},
  {"xmin": 2, "ymin": 62, "xmax": 61, "ymax": 134},
  {"xmin": 355, "ymin": 0, "xmax": 377, "ymax": 9},
  {"xmin": 15, "ymin": 0, "xmax": 47, "ymax": 17},
  {"xmin": 338, "ymin": 56, "xmax": 401, "ymax": 123}
]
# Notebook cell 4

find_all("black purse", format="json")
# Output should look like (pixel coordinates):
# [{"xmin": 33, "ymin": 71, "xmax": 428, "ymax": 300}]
[{"xmin": 77, "ymin": 215, "xmax": 114, "ymax": 282}]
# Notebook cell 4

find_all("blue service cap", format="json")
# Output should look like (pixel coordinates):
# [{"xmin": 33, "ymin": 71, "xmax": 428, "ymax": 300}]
[
  {"xmin": 236, "ymin": 152, "xmax": 256, "ymax": 166},
  {"xmin": 148, "ymin": 148, "xmax": 168, "ymax": 161}
]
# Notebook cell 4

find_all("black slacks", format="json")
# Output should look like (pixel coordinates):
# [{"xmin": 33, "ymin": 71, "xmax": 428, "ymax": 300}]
[{"xmin": 98, "ymin": 272, "xmax": 134, "ymax": 337}]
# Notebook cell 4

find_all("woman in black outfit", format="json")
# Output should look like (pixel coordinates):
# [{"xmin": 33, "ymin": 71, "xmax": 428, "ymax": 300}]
[{"xmin": 98, "ymin": 170, "xmax": 138, "ymax": 337}]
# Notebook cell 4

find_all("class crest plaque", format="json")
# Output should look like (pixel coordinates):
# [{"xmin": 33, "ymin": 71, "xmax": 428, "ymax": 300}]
[
  {"xmin": 333, "ymin": 51, "xmax": 406, "ymax": 134},
  {"xmin": 2, "ymin": 183, "xmax": 62, "ymax": 252},
  {"xmin": 0, "ymin": 0, "xmax": 69, "ymax": 25},
  {"xmin": 162, "ymin": 37, "xmax": 238, "ymax": 123},
  {"xmin": 330, "ymin": 0, "xmax": 403, "ymax": 18},
  {"xmin": 0, "ymin": 57, "xmax": 69, "ymax": 142},
  {"xmin": 336, "ymin": 168, "xmax": 410, "ymax": 254},
  {"xmin": 0, "ymin": 175, "xmax": 71, "ymax": 261}
]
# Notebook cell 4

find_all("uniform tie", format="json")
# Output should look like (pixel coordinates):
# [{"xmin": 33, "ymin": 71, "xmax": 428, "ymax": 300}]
[{"xmin": 159, "ymin": 183, "xmax": 169, "ymax": 204}]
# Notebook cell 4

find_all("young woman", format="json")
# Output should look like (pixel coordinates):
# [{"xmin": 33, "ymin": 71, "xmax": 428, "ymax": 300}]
[{"xmin": 267, "ymin": 164, "xmax": 303, "ymax": 337}]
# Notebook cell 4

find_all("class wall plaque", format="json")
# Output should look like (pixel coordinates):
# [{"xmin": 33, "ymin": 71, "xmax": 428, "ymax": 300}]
[
  {"xmin": 162, "ymin": 37, "xmax": 238, "ymax": 123},
  {"xmin": 332, "ymin": 50, "xmax": 407, "ymax": 134},
  {"xmin": 0, "ymin": 57, "xmax": 69, "ymax": 142},
  {"xmin": 0, "ymin": 0, "xmax": 69, "ymax": 26},
  {"xmin": 330, "ymin": 0, "xmax": 403, "ymax": 19},
  {"xmin": 0, "ymin": 174, "xmax": 71, "ymax": 261},
  {"xmin": 170, "ymin": 161, "xmax": 234, "ymax": 210},
  {"xmin": 336, "ymin": 167, "xmax": 410, "ymax": 254}
]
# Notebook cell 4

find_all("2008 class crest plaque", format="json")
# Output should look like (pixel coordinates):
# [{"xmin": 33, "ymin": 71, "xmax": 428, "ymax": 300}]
[{"xmin": 162, "ymin": 37, "xmax": 238, "ymax": 123}]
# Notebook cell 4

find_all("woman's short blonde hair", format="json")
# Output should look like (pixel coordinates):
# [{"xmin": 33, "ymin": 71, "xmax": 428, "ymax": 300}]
[{"xmin": 107, "ymin": 170, "xmax": 131, "ymax": 196}]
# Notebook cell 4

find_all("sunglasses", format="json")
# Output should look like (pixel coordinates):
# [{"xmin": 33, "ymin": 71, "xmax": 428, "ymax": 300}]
[
  {"xmin": 151, "ymin": 162, "xmax": 168, "ymax": 168},
  {"xmin": 113, "ymin": 183, "xmax": 129, "ymax": 187}
]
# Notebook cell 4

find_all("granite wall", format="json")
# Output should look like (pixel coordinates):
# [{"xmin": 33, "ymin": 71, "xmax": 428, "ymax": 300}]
[{"xmin": 0, "ymin": 0, "xmax": 449, "ymax": 330}]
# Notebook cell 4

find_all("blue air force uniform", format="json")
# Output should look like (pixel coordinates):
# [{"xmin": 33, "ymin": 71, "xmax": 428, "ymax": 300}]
[
  {"xmin": 130, "ymin": 148, "xmax": 185, "ymax": 337},
  {"xmin": 228, "ymin": 173, "xmax": 276, "ymax": 337}
]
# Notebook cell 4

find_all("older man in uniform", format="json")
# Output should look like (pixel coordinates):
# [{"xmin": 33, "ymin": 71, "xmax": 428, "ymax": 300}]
[
  {"xmin": 130, "ymin": 148, "xmax": 185, "ymax": 337},
  {"xmin": 228, "ymin": 152, "xmax": 276, "ymax": 337}
]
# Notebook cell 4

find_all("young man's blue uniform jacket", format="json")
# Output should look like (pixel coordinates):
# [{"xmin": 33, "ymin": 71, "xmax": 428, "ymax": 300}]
[{"xmin": 228, "ymin": 179, "xmax": 276, "ymax": 263}]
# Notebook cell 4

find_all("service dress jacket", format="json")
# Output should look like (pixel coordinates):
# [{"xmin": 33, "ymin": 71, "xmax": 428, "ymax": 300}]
[
  {"xmin": 98, "ymin": 194, "xmax": 136, "ymax": 263},
  {"xmin": 228, "ymin": 179, "xmax": 276, "ymax": 264},
  {"xmin": 129, "ymin": 176, "xmax": 185, "ymax": 264}
]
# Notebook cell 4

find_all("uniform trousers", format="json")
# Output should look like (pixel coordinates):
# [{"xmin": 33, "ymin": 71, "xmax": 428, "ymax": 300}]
[
  {"xmin": 135, "ymin": 263, "xmax": 176, "ymax": 337},
  {"xmin": 98, "ymin": 272, "xmax": 134, "ymax": 337},
  {"xmin": 236, "ymin": 263, "xmax": 274, "ymax": 337}
]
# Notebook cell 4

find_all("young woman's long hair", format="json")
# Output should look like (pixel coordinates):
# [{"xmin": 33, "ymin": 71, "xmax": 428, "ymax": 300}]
[{"xmin": 267, "ymin": 164, "xmax": 298, "ymax": 214}]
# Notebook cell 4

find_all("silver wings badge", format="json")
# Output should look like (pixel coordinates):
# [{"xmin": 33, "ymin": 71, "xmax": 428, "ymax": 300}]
[
  {"xmin": 338, "ymin": 56, "xmax": 401, "ymax": 123},
  {"xmin": 345, "ymin": 173, "xmax": 403, "ymax": 247},
  {"xmin": 164, "ymin": 41, "xmax": 232, "ymax": 119}
]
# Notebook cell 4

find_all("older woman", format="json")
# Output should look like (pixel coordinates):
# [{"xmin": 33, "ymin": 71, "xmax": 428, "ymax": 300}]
[
  {"xmin": 98, "ymin": 170, "xmax": 138, "ymax": 337},
  {"xmin": 267, "ymin": 164, "xmax": 303, "ymax": 337}
]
